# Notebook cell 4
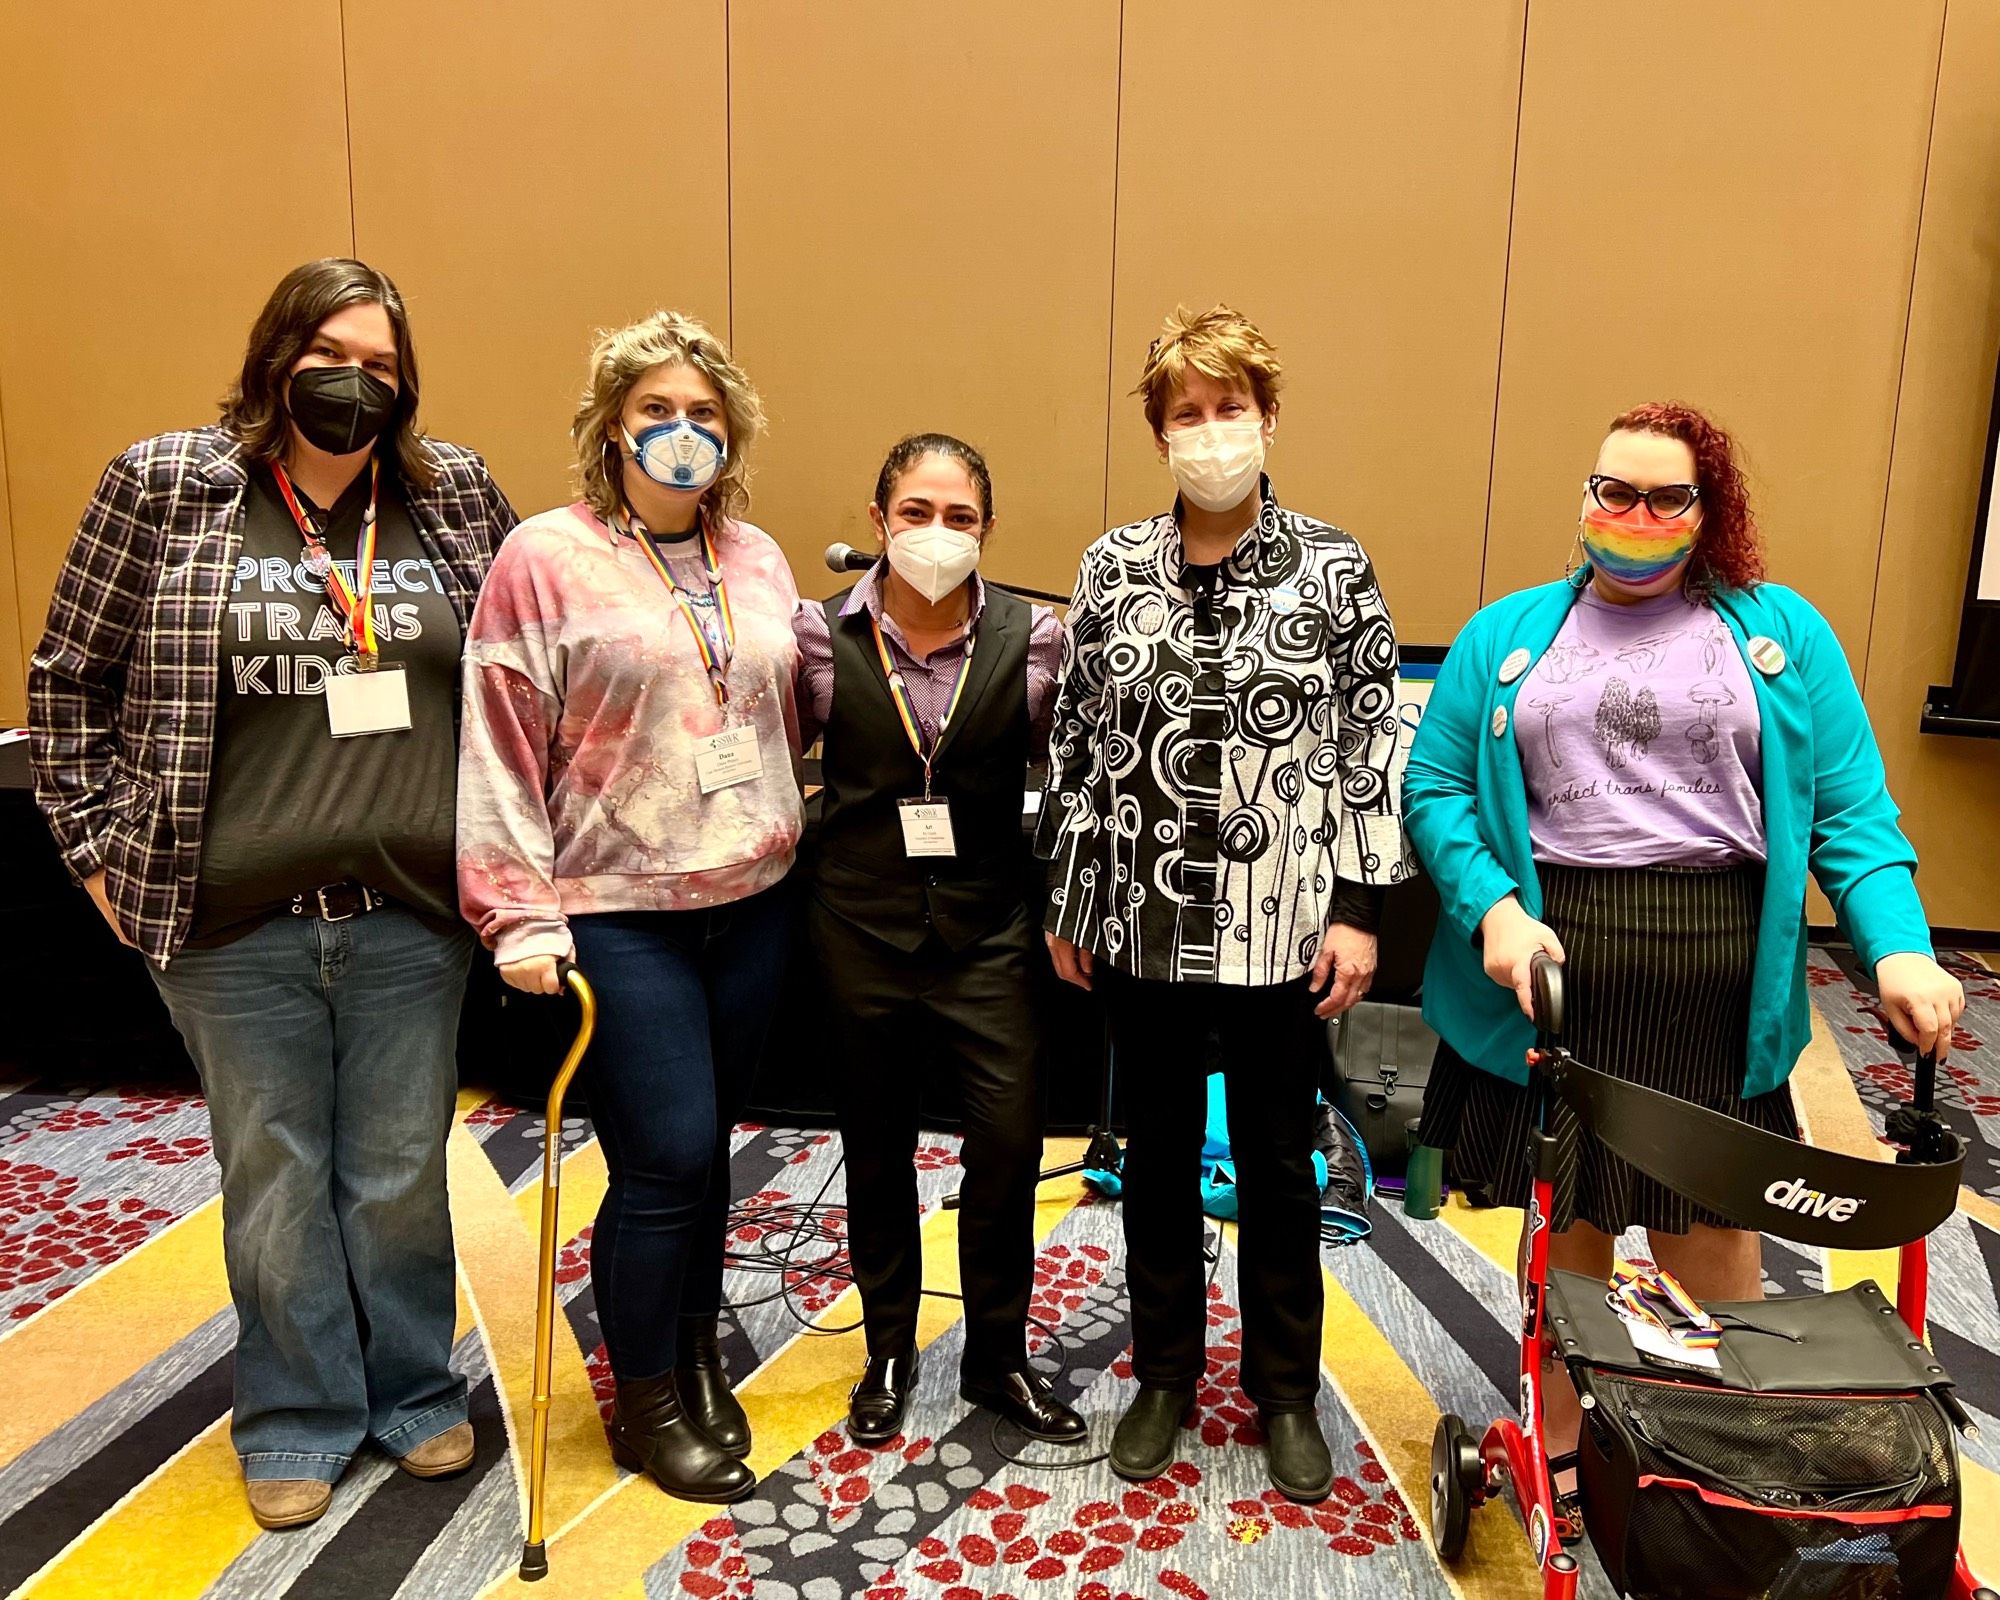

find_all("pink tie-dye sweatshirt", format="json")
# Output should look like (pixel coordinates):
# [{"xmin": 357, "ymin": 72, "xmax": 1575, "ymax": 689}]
[{"xmin": 457, "ymin": 502, "xmax": 804, "ymax": 964}]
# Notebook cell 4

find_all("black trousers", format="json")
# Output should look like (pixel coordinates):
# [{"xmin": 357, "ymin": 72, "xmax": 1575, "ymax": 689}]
[
  {"xmin": 1100, "ymin": 968, "xmax": 1324, "ymax": 1412},
  {"xmin": 812, "ymin": 899, "xmax": 1045, "ymax": 1379}
]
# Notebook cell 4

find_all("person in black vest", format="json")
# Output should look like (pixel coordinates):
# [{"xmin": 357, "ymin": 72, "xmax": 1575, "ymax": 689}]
[{"xmin": 793, "ymin": 433, "xmax": 1081, "ymax": 1448}]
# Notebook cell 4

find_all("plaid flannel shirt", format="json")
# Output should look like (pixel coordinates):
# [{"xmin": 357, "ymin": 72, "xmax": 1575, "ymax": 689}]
[{"xmin": 29, "ymin": 425, "xmax": 518, "ymax": 962}]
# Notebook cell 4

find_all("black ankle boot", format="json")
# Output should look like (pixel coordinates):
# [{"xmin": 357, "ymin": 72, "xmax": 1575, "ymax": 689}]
[
  {"xmin": 1110, "ymin": 1384, "xmax": 1195, "ymax": 1482},
  {"xmin": 676, "ymin": 1316, "xmax": 751, "ymax": 1459},
  {"xmin": 610, "ymin": 1372, "xmax": 756, "ymax": 1503},
  {"xmin": 1263, "ymin": 1409, "xmax": 1334, "ymax": 1504}
]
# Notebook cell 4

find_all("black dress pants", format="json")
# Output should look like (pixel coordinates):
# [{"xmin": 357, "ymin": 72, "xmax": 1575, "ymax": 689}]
[
  {"xmin": 1099, "ymin": 967, "xmax": 1325, "ymax": 1412},
  {"xmin": 812, "ymin": 899, "xmax": 1044, "ymax": 1379}
]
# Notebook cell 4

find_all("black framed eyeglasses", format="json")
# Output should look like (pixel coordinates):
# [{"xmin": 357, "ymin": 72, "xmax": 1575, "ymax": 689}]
[{"xmin": 1587, "ymin": 474, "xmax": 1700, "ymax": 519}]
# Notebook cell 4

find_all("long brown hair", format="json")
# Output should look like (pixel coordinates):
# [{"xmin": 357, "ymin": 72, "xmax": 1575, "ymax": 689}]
[{"xmin": 219, "ymin": 258, "xmax": 435, "ymax": 489}]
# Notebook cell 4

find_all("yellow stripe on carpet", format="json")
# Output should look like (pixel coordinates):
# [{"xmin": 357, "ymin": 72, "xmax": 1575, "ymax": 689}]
[
  {"xmin": 479, "ymin": 1141, "xmax": 1087, "ymax": 1600},
  {"xmin": 0, "ymin": 1199, "xmax": 227, "ymax": 1472},
  {"xmin": 1312, "ymin": 1248, "xmax": 1541, "ymax": 1596},
  {"xmin": 1789, "ymin": 1008, "xmax": 1901, "ymax": 1298},
  {"xmin": 449, "ymin": 1101, "xmax": 621, "ymax": 1536},
  {"xmin": 17, "ymin": 1419, "xmax": 251, "ymax": 1599}
]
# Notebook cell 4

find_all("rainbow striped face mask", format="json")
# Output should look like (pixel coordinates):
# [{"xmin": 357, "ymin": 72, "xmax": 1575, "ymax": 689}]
[{"xmin": 1580, "ymin": 504, "xmax": 1697, "ymax": 588}]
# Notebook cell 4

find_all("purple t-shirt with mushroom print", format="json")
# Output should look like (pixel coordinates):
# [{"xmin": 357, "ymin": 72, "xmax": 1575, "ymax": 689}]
[{"xmin": 1516, "ymin": 586, "xmax": 1766, "ymax": 869}]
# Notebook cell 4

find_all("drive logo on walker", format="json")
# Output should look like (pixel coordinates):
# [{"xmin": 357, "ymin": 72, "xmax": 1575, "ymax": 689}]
[{"xmin": 1763, "ymin": 1177, "xmax": 1868, "ymax": 1222}]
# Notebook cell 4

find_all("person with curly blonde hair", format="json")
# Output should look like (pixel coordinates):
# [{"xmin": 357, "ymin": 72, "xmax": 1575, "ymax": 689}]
[{"xmin": 457, "ymin": 309, "xmax": 802, "ymax": 1504}]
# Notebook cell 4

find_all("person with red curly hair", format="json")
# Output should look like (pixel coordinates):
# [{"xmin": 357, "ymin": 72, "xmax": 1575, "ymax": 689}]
[{"xmin": 1404, "ymin": 401, "xmax": 1963, "ymax": 1476}]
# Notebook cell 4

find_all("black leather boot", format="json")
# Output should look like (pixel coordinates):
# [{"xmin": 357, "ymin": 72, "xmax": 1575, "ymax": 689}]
[
  {"xmin": 610, "ymin": 1372, "xmax": 756, "ymax": 1503},
  {"xmin": 1264, "ymin": 1408, "xmax": 1335, "ymax": 1503},
  {"xmin": 1110, "ymin": 1384, "xmax": 1195, "ymax": 1481},
  {"xmin": 676, "ymin": 1316, "xmax": 751, "ymax": 1459}
]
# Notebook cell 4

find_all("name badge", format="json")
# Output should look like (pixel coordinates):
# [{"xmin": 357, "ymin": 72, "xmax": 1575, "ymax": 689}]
[
  {"xmin": 898, "ymin": 798, "xmax": 957, "ymax": 858},
  {"xmin": 325, "ymin": 664, "xmax": 412, "ymax": 738},
  {"xmin": 695, "ymin": 725, "xmax": 763, "ymax": 793}
]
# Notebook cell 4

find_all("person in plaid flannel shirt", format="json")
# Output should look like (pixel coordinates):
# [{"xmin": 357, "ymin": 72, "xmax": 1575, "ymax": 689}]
[{"xmin": 29, "ymin": 259, "xmax": 518, "ymax": 1532}]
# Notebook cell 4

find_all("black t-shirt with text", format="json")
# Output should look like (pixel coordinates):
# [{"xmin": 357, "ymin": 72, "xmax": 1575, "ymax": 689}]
[{"xmin": 189, "ymin": 464, "xmax": 463, "ymax": 944}]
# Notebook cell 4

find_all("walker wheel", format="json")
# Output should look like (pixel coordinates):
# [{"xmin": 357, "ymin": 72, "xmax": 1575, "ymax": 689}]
[{"xmin": 1430, "ymin": 1413, "xmax": 1480, "ymax": 1563}]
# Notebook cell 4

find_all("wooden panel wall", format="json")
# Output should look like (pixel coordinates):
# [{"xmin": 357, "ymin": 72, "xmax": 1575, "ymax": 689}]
[
  {"xmin": 0, "ymin": 394, "xmax": 21, "ymax": 721},
  {"xmin": 0, "ymin": 0, "xmax": 354, "ymax": 727},
  {"xmin": 2, "ymin": 1, "xmax": 1998, "ymax": 928},
  {"xmin": 1107, "ymin": 1, "xmax": 1526, "ymax": 647},
  {"xmin": 341, "ymin": 0, "xmax": 731, "ymax": 520},
  {"xmin": 1865, "ymin": 0, "xmax": 2000, "ymax": 931},
  {"xmin": 1483, "ymin": 0, "xmax": 1946, "ymax": 661},
  {"xmin": 727, "ymin": 0, "xmax": 1121, "ymax": 601}
]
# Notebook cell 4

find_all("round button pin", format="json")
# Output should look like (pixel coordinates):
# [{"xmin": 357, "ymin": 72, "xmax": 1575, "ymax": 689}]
[
  {"xmin": 1747, "ymin": 636, "xmax": 1786, "ymax": 676},
  {"xmin": 1499, "ymin": 647, "xmax": 1532, "ymax": 685},
  {"xmin": 1268, "ymin": 585, "xmax": 1302, "ymax": 615},
  {"xmin": 1491, "ymin": 706, "xmax": 1509, "ymax": 737}
]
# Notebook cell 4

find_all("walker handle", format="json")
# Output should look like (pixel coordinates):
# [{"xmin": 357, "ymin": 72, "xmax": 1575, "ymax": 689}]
[{"xmin": 1530, "ymin": 951, "xmax": 1565, "ymax": 1042}]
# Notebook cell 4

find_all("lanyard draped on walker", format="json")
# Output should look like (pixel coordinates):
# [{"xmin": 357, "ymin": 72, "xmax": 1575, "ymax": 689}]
[
  {"xmin": 272, "ymin": 457, "xmax": 382, "ymax": 666},
  {"xmin": 632, "ymin": 519, "xmax": 736, "ymax": 707},
  {"xmin": 870, "ymin": 611, "xmax": 974, "ymax": 802}
]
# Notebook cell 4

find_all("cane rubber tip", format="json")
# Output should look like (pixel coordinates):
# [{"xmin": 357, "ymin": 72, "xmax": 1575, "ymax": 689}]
[{"xmin": 519, "ymin": 1542, "xmax": 549, "ymax": 1581}]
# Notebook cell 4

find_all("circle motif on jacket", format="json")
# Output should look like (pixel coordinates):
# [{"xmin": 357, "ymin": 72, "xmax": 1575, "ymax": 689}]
[
  {"xmin": 1218, "ymin": 803, "xmax": 1276, "ymax": 863},
  {"xmin": 1266, "ymin": 607, "xmax": 1330, "ymax": 663},
  {"xmin": 1237, "ymin": 671, "xmax": 1309, "ymax": 746}
]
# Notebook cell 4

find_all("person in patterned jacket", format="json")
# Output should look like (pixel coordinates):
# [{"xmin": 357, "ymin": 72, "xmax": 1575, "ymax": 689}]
[
  {"xmin": 1038, "ymin": 305, "xmax": 1412, "ymax": 1503},
  {"xmin": 29, "ymin": 258, "xmax": 518, "ymax": 1532}
]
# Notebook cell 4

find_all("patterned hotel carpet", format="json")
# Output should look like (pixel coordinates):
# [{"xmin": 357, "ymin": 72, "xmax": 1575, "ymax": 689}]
[{"xmin": 1, "ymin": 950, "xmax": 1997, "ymax": 1600}]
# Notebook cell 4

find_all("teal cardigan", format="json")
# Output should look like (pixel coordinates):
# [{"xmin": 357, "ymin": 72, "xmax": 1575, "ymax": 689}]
[{"xmin": 1404, "ymin": 579, "xmax": 1932, "ymax": 1097}]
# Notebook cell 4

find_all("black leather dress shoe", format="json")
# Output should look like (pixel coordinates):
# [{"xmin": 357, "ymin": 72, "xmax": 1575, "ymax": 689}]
[
  {"xmin": 1264, "ymin": 1409, "xmax": 1335, "ymax": 1503},
  {"xmin": 1110, "ymin": 1384, "xmax": 1195, "ymax": 1481},
  {"xmin": 959, "ymin": 1369, "xmax": 1088, "ymax": 1443},
  {"xmin": 848, "ymin": 1350, "xmax": 920, "ymax": 1446}
]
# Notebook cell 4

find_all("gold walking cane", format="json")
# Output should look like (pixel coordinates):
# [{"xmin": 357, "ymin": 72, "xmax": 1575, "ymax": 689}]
[{"xmin": 519, "ymin": 958, "xmax": 596, "ymax": 1583}]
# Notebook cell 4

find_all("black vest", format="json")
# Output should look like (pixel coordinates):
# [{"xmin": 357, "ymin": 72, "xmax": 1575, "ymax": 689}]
[{"xmin": 815, "ymin": 584, "xmax": 1032, "ymax": 952}]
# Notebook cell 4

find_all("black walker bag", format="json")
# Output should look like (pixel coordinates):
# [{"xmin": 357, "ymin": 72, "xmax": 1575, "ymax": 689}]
[{"xmin": 1536, "ymin": 1049, "xmax": 1970, "ymax": 1600}]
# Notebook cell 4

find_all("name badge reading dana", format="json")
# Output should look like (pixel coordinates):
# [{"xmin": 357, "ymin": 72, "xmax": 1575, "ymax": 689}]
[
  {"xmin": 695, "ymin": 725, "xmax": 763, "ymax": 794},
  {"xmin": 325, "ymin": 664, "xmax": 412, "ymax": 738},
  {"xmin": 898, "ymin": 799, "xmax": 957, "ymax": 858}
]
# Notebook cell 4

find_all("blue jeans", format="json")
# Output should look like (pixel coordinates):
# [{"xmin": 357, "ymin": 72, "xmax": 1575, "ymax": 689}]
[
  {"xmin": 570, "ymin": 879, "xmax": 792, "ymax": 1380},
  {"xmin": 148, "ymin": 905, "xmax": 471, "ymax": 1482}
]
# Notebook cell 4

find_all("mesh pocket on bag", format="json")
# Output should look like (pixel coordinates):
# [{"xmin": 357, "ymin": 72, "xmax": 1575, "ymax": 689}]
[{"xmin": 1576, "ymin": 1370, "xmax": 1960, "ymax": 1600}]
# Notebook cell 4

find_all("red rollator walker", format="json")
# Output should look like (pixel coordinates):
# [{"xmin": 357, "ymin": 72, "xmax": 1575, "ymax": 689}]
[{"xmin": 1431, "ymin": 953, "xmax": 1995, "ymax": 1600}]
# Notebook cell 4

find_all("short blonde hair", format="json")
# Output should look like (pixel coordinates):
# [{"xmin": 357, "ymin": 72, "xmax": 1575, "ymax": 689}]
[
  {"xmin": 1134, "ymin": 304, "xmax": 1284, "ymax": 434},
  {"xmin": 572, "ymin": 309, "xmax": 767, "ymax": 525}
]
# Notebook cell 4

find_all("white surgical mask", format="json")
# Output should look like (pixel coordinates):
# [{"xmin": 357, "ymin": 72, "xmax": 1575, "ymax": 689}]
[
  {"xmin": 1166, "ymin": 417, "xmax": 1267, "ymax": 513},
  {"xmin": 886, "ymin": 522, "xmax": 981, "ymax": 603}
]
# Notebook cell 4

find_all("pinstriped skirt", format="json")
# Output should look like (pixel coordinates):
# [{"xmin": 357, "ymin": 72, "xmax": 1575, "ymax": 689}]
[{"xmin": 1421, "ymin": 862, "xmax": 1797, "ymax": 1234}]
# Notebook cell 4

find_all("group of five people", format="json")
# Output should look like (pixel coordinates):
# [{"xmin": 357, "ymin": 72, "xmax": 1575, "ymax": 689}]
[{"xmin": 29, "ymin": 258, "xmax": 1964, "ymax": 1535}]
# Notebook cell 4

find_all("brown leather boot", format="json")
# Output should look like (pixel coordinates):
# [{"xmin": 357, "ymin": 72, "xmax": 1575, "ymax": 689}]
[{"xmin": 246, "ymin": 1478, "xmax": 332, "ymax": 1530}]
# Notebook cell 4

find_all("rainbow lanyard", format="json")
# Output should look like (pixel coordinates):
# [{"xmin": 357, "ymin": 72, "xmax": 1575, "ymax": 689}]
[
  {"xmin": 1610, "ymin": 1265, "xmax": 1722, "ymax": 1350},
  {"xmin": 869, "ymin": 611, "xmax": 974, "ymax": 801},
  {"xmin": 272, "ymin": 458, "xmax": 382, "ymax": 666},
  {"xmin": 632, "ymin": 519, "xmax": 736, "ymax": 707}
]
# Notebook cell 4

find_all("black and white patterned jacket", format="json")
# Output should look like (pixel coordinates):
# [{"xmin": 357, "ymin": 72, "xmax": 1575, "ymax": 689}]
[
  {"xmin": 1035, "ymin": 480, "xmax": 1412, "ymax": 985},
  {"xmin": 29, "ymin": 425, "xmax": 517, "ymax": 962}
]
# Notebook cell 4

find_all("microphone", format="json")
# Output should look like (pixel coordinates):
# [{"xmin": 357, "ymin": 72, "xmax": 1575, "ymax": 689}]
[{"xmin": 824, "ymin": 542, "xmax": 877, "ymax": 574}]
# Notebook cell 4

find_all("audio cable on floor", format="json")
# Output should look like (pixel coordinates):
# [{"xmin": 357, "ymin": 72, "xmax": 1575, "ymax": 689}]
[{"xmin": 717, "ymin": 1152, "xmax": 1223, "ymax": 1475}]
